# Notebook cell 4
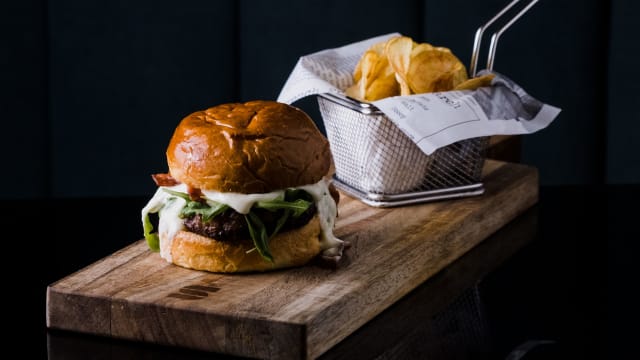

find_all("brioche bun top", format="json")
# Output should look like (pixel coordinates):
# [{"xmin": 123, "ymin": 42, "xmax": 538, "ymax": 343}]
[{"xmin": 166, "ymin": 100, "xmax": 331, "ymax": 193}]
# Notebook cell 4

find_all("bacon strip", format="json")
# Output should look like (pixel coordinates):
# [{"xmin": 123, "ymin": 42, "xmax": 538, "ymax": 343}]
[
  {"xmin": 151, "ymin": 173, "xmax": 180, "ymax": 186},
  {"xmin": 151, "ymin": 173, "xmax": 205, "ymax": 202},
  {"xmin": 187, "ymin": 186, "xmax": 204, "ymax": 202}
]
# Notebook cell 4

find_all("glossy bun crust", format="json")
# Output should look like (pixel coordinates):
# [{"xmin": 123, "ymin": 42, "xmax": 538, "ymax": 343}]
[
  {"xmin": 171, "ymin": 215, "xmax": 322, "ymax": 273},
  {"xmin": 167, "ymin": 100, "xmax": 331, "ymax": 193}
]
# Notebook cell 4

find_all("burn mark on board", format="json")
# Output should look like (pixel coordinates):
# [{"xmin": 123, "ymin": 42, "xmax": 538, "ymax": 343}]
[{"xmin": 167, "ymin": 284, "xmax": 220, "ymax": 300}]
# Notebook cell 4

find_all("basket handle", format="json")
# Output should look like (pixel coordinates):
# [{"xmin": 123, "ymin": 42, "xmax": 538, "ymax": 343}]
[{"xmin": 469, "ymin": 0, "xmax": 540, "ymax": 77}]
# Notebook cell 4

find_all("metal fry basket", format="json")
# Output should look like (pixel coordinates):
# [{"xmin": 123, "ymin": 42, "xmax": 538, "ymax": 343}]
[
  {"xmin": 318, "ymin": 93, "xmax": 487, "ymax": 207},
  {"xmin": 317, "ymin": 0, "xmax": 539, "ymax": 208}
]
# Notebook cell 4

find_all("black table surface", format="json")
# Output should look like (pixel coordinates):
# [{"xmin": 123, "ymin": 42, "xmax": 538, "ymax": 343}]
[{"xmin": 3, "ymin": 184, "xmax": 633, "ymax": 359}]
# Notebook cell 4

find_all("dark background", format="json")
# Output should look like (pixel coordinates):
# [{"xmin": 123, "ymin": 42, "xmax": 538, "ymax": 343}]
[{"xmin": 2, "ymin": 0, "xmax": 638, "ymax": 198}]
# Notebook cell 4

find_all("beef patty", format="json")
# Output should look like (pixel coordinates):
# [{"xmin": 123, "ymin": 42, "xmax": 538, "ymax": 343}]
[{"xmin": 183, "ymin": 203, "xmax": 317, "ymax": 242}]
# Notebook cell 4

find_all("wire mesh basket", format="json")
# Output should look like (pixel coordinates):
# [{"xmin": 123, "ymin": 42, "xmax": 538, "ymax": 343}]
[
  {"xmin": 318, "ymin": 93, "xmax": 487, "ymax": 207},
  {"xmin": 317, "ymin": 0, "xmax": 539, "ymax": 207}
]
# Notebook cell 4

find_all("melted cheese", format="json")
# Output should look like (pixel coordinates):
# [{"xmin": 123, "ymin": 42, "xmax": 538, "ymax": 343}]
[
  {"xmin": 140, "ymin": 179, "xmax": 344, "ymax": 263},
  {"xmin": 298, "ymin": 180, "xmax": 344, "ymax": 258},
  {"xmin": 141, "ymin": 184, "xmax": 187, "ymax": 262},
  {"xmin": 200, "ymin": 189, "xmax": 283, "ymax": 214}
]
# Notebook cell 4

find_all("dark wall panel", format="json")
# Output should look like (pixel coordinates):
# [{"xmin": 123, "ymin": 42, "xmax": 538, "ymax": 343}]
[
  {"xmin": 424, "ymin": 0, "xmax": 609, "ymax": 186},
  {"xmin": 0, "ymin": 1, "xmax": 48, "ymax": 198},
  {"xmin": 238, "ymin": 0, "xmax": 422, "ymax": 132},
  {"xmin": 48, "ymin": 0, "xmax": 236, "ymax": 197},
  {"xmin": 607, "ymin": 0, "xmax": 640, "ymax": 184},
  {"xmin": 1, "ymin": 1, "xmax": 637, "ymax": 199}
]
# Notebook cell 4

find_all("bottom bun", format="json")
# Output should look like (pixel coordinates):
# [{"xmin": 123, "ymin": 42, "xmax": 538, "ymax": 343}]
[{"xmin": 171, "ymin": 215, "xmax": 321, "ymax": 273}]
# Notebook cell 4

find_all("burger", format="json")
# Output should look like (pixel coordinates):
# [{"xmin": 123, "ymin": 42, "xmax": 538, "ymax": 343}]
[{"xmin": 141, "ymin": 100, "xmax": 345, "ymax": 273}]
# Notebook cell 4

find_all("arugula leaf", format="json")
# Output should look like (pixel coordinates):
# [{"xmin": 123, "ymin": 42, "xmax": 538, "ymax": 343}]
[
  {"xmin": 285, "ymin": 188, "xmax": 313, "ymax": 202},
  {"xmin": 254, "ymin": 198, "xmax": 311, "ymax": 217},
  {"xmin": 244, "ymin": 189, "xmax": 315, "ymax": 262},
  {"xmin": 180, "ymin": 201, "xmax": 228, "ymax": 221},
  {"xmin": 272, "ymin": 209, "xmax": 291, "ymax": 236},
  {"xmin": 162, "ymin": 188, "xmax": 191, "ymax": 201},
  {"xmin": 245, "ymin": 212, "xmax": 274, "ymax": 262},
  {"xmin": 161, "ymin": 188, "xmax": 230, "ymax": 221},
  {"xmin": 143, "ymin": 213, "xmax": 160, "ymax": 251}
]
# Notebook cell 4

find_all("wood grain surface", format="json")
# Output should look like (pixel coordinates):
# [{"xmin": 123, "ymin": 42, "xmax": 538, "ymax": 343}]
[{"xmin": 47, "ymin": 160, "xmax": 538, "ymax": 360}]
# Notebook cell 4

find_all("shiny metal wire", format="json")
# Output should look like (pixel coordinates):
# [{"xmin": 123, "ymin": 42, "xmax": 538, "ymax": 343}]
[
  {"xmin": 317, "ymin": 0, "xmax": 540, "ymax": 207},
  {"xmin": 470, "ymin": 0, "xmax": 540, "ymax": 76},
  {"xmin": 318, "ymin": 94, "xmax": 487, "ymax": 207}
]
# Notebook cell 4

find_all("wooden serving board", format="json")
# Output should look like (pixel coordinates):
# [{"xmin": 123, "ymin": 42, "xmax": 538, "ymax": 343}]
[{"xmin": 47, "ymin": 160, "xmax": 538, "ymax": 360}]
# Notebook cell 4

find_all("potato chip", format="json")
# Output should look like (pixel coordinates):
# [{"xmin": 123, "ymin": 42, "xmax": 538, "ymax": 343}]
[
  {"xmin": 360, "ymin": 51, "xmax": 379, "ymax": 96},
  {"xmin": 432, "ymin": 46, "xmax": 452, "ymax": 54},
  {"xmin": 368, "ymin": 41, "xmax": 387, "ymax": 55},
  {"xmin": 365, "ymin": 57, "xmax": 400, "ymax": 101},
  {"xmin": 366, "ymin": 70, "xmax": 400, "ymax": 100},
  {"xmin": 407, "ymin": 48, "xmax": 468, "ymax": 93},
  {"xmin": 346, "ymin": 50, "xmax": 377, "ymax": 100},
  {"xmin": 353, "ymin": 41, "xmax": 386, "ymax": 83},
  {"xmin": 344, "ymin": 83, "xmax": 362, "ymax": 100},
  {"xmin": 385, "ymin": 36, "xmax": 414, "ymax": 96},
  {"xmin": 347, "ymin": 35, "xmax": 476, "ymax": 102},
  {"xmin": 353, "ymin": 61, "xmax": 363, "ymax": 83},
  {"xmin": 347, "ymin": 41, "xmax": 400, "ymax": 101},
  {"xmin": 364, "ymin": 52, "xmax": 399, "ymax": 101},
  {"xmin": 410, "ymin": 43, "xmax": 435, "ymax": 57},
  {"xmin": 453, "ymin": 73, "xmax": 495, "ymax": 91}
]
